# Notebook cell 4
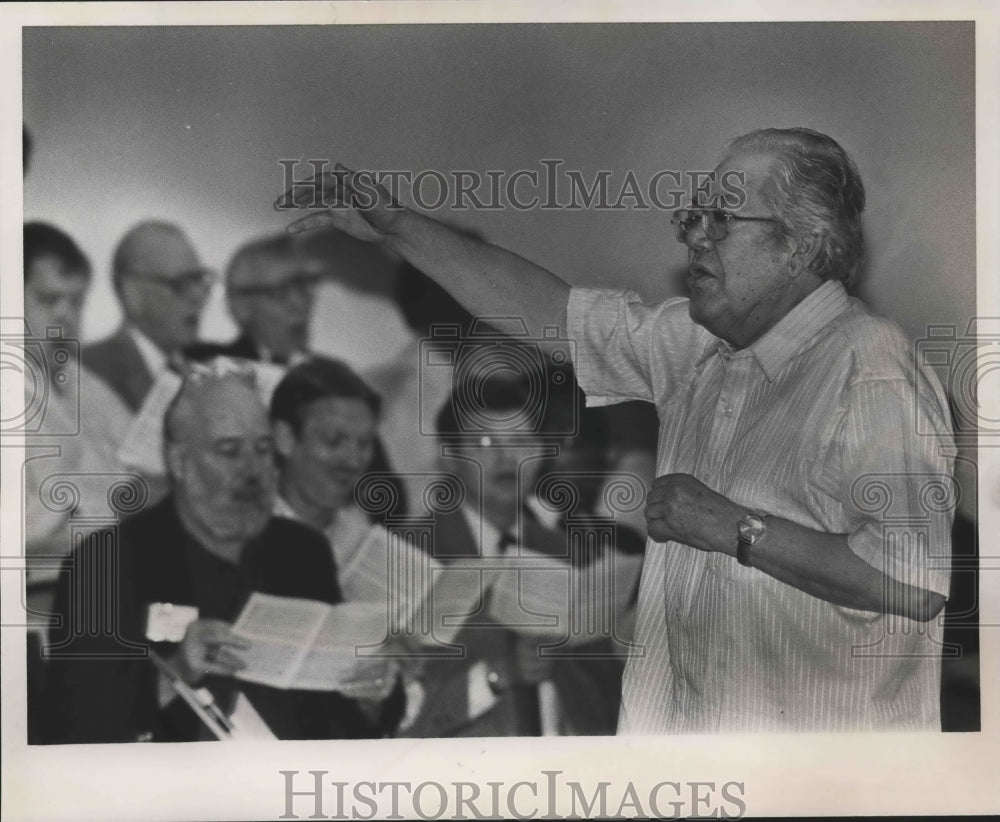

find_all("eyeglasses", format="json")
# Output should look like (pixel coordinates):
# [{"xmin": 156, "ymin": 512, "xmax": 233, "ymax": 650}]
[
  {"xmin": 670, "ymin": 208, "xmax": 781, "ymax": 243},
  {"xmin": 229, "ymin": 272, "xmax": 322, "ymax": 301},
  {"xmin": 124, "ymin": 268, "xmax": 217, "ymax": 297}
]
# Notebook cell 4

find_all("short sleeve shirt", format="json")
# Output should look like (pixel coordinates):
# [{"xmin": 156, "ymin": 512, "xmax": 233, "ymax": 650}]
[{"xmin": 568, "ymin": 281, "xmax": 956, "ymax": 732}]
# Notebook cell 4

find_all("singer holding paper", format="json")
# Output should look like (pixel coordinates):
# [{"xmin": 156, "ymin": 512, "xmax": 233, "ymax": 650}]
[{"xmin": 39, "ymin": 362, "xmax": 393, "ymax": 742}]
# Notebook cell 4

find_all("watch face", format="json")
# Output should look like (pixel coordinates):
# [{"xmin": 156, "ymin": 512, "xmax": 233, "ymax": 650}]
[{"xmin": 738, "ymin": 514, "xmax": 765, "ymax": 542}]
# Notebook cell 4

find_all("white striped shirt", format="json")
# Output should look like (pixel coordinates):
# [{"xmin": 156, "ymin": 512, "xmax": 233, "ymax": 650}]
[{"xmin": 568, "ymin": 281, "xmax": 956, "ymax": 733}]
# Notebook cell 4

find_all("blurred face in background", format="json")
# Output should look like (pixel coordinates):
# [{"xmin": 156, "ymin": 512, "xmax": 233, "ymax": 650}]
[
  {"xmin": 227, "ymin": 253, "xmax": 322, "ymax": 362},
  {"xmin": 116, "ymin": 223, "xmax": 212, "ymax": 352},
  {"xmin": 439, "ymin": 432, "xmax": 545, "ymax": 533},
  {"xmin": 276, "ymin": 396, "xmax": 377, "ymax": 520},
  {"xmin": 24, "ymin": 255, "xmax": 89, "ymax": 341}
]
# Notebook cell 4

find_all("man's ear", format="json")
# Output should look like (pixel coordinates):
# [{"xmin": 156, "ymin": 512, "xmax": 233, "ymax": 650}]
[
  {"xmin": 789, "ymin": 232, "xmax": 823, "ymax": 277},
  {"xmin": 273, "ymin": 419, "xmax": 297, "ymax": 459}
]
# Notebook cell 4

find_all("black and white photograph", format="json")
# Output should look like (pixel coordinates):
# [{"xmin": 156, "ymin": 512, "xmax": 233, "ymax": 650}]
[{"xmin": 2, "ymin": 1, "xmax": 997, "ymax": 820}]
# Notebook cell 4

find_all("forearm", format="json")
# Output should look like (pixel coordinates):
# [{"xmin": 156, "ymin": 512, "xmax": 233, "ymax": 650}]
[
  {"xmin": 383, "ymin": 206, "xmax": 572, "ymax": 338},
  {"xmin": 693, "ymin": 498, "xmax": 945, "ymax": 621}
]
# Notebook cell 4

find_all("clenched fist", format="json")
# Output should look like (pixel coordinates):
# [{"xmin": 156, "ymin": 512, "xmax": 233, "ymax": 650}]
[{"xmin": 643, "ymin": 473, "xmax": 742, "ymax": 554}]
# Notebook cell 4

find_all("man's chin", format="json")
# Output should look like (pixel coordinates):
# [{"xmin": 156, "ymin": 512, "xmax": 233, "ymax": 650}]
[
  {"xmin": 687, "ymin": 296, "xmax": 720, "ymax": 332},
  {"xmin": 224, "ymin": 505, "xmax": 271, "ymax": 536}
]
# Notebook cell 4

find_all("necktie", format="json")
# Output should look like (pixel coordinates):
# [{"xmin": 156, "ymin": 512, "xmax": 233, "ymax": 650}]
[{"xmin": 495, "ymin": 529, "xmax": 543, "ymax": 736}]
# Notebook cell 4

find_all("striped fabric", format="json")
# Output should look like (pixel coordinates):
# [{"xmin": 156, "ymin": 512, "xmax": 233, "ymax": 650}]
[{"xmin": 568, "ymin": 281, "xmax": 956, "ymax": 733}]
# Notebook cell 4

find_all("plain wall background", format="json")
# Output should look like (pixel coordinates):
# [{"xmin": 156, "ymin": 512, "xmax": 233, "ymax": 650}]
[{"xmin": 23, "ymin": 22, "xmax": 975, "ymax": 355}]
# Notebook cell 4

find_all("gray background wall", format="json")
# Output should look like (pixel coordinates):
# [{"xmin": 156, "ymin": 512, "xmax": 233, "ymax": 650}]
[{"xmin": 23, "ymin": 22, "xmax": 974, "ymax": 350}]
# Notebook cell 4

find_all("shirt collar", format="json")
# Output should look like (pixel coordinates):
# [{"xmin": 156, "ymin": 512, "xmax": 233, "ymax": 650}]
[
  {"xmin": 695, "ymin": 282, "xmax": 850, "ymax": 378},
  {"xmin": 274, "ymin": 493, "xmax": 344, "ymax": 532},
  {"xmin": 128, "ymin": 325, "xmax": 168, "ymax": 375},
  {"xmin": 460, "ymin": 504, "xmax": 506, "ymax": 557},
  {"xmin": 273, "ymin": 494, "xmax": 299, "ymax": 521},
  {"xmin": 748, "ymin": 280, "xmax": 850, "ymax": 380}
]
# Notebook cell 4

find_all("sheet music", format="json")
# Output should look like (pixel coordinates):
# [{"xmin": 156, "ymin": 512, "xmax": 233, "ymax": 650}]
[{"xmin": 230, "ymin": 593, "xmax": 399, "ymax": 694}]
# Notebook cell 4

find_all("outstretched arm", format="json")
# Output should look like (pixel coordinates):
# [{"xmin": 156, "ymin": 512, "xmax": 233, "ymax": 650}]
[{"xmin": 276, "ymin": 166, "xmax": 572, "ymax": 338}]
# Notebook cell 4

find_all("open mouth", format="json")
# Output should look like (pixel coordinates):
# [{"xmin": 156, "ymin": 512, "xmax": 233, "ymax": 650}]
[
  {"xmin": 687, "ymin": 262, "xmax": 717, "ymax": 288},
  {"xmin": 689, "ymin": 261, "xmax": 715, "ymax": 279}
]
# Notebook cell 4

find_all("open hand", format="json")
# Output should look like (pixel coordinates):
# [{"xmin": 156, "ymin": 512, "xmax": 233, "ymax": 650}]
[{"xmin": 274, "ymin": 163, "xmax": 402, "ymax": 240}]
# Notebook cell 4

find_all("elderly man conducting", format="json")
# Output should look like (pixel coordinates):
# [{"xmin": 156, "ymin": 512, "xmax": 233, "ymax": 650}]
[
  {"xmin": 276, "ymin": 127, "xmax": 956, "ymax": 733},
  {"xmin": 41, "ymin": 363, "xmax": 385, "ymax": 742}
]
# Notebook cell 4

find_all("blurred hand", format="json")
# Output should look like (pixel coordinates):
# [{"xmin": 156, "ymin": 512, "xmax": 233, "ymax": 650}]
[
  {"xmin": 274, "ymin": 163, "xmax": 403, "ymax": 240},
  {"xmin": 489, "ymin": 639, "xmax": 553, "ymax": 690},
  {"xmin": 174, "ymin": 618, "xmax": 249, "ymax": 684},
  {"xmin": 337, "ymin": 657, "xmax": 398, "ymax": 702}
]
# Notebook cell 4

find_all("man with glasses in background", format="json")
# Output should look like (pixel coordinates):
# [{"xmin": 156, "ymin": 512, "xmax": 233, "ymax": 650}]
[
  {"xmin": 276, "ymin": 127, "xmax": 957, "ymax": 733},
  {"xmin": 83, "ymin": 220, "xmax": 214, "ymax": 412},
  {"xmin": 188, "ymin": 234, "xmax": 321, "ymax": 366},
  {"xmin": 187, "ymin": 233, "xmax": 408, "ymax": 518}
]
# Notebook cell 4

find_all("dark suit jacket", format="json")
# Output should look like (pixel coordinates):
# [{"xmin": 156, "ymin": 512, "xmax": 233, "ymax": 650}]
[
  {"xmin": 400, "ymin": 509, "xmax": 626, "ymax": 737},
  {"xmin": 39, "ymin": 497, "xmax": 383, "ymax": 743},
  {"xmin": 185, "ymin": 334, "xmax": 261, "ymax": 363},
  {"xmin": 82, "ymin": 327, "xmax": 155, "ymax": 413}
]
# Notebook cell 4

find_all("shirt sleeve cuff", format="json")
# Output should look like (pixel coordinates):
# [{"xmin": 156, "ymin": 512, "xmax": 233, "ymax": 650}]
[
  {"xmin": 567, "ymin": 286, "xmax": 644, "ymax": 408},
  {"xmin": 847, "ymin": 522, "xmax": 951, "ymax": 598}
]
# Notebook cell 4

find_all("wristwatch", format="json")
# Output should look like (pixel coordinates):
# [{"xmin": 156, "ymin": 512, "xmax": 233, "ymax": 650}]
[{"xmin": 736, "ymin": 511, "xmax": 769, "ymax": 567}]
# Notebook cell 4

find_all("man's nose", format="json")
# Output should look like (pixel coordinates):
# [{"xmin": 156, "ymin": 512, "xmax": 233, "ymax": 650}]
[
  {"xmin": 684, "ymin": 214, "xmax": 714, "ymax": 252},
  {"xmin": 491, "ymin": 446, "xmax": 525, "ymax": 472},
  {"xmin": 238, "ymin": 449, "xmax": 273, "ymax": 480},
  {"xmin": 341, "ymin": 443, "xmax": 370, "ymax": 471}
]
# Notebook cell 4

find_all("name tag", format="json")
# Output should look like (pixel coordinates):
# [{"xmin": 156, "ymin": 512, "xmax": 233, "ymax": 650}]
[{"xmin": 146, "ymin": 602, "xmax": 199, "ymax": 643}]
